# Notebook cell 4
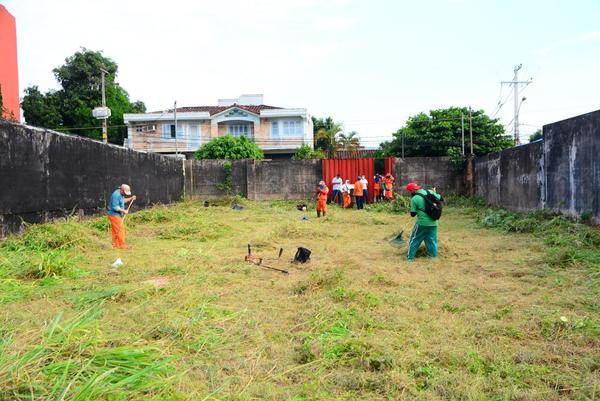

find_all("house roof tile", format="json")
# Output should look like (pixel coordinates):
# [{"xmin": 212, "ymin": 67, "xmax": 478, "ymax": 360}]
[{"xmin": 157, "ymin": 104, "xmax": 282, "ymax": 115}]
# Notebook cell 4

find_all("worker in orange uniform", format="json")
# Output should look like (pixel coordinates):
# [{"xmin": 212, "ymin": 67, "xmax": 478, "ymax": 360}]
[
  {"xmin": 383, "ymin": 173, "xmax": 395, "ymax": 200},
  {"xmin": 107, "ymin": 184, "xmax": 136, "ymax": 248},
  {"xmin": 342, "ymin": 179, "xmax": 352, "ymax": 208},
  {"xmin": 316, "ymin": 180, "xmax": 329, "ymax": 217},
  {"xmin": 353, "ymin": 175, "xmax": 365, "ymax": 209},
  {"xmin": 373, "ymin": 174, "xmax": 382, "ymax": 203}
]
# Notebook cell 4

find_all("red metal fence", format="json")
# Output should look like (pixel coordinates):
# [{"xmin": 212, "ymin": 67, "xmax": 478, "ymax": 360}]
[{"xmin": 322, "ymin": 157, "xmax": 395, "ymax": 203}]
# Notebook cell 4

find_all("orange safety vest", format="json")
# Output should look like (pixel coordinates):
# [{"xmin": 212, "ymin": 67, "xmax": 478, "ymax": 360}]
[
  {"xmin": 354, "ymin": 181, "xmax": 363, "ymax": 195},
  {"xmin": 317, "ymin": 186, "xmax": 329, "ymax": 200}
]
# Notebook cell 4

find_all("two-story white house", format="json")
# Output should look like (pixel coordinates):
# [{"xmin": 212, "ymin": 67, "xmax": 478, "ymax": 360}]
[{"xmin": 123, "ymin": 94, "xmax": 313, "ymax": 159}]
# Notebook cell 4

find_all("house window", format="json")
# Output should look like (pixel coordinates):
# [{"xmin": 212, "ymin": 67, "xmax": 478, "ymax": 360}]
[
  {"xmin": 271, "ymin": 121, "xmax": 279, "ymax": 137},
  {"xmin": 280, "ymin": 120, "xmax": 303, "ymax": 137},
  {"xmin": 229, "ymin": 124, "xmax": 249, "ymax": 137},
  {"xmin": 162, "ymin": 123, "xmax": 183, "ymax": 139},
  {"xmin": 162, "ymin": 124, "xmax": 171, "ymax": 139},
  {"xmin": 189, "ymin": 125, "xmax": 201, "ymax": 148}
]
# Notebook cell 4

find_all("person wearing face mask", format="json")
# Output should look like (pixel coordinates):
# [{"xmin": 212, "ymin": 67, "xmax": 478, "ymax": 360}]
[
  {"xmin": 341, "ymin": 179, "xmax": 352, "ymax": 208},
  {"xmin": 316, "ymin": 180, "xmax": 329, "ymax": 217}
]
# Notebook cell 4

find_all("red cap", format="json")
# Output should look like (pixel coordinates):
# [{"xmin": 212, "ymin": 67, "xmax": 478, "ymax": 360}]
[{"xmin": 406, "ymin": 182, "xmax": 421, "ymax": 191}]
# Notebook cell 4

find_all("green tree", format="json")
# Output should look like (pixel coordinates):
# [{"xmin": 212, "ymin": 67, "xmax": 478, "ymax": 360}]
[
  {"xmin": 315, "ymin": 121, "xmax": 343, "ymax": 157},
  {"xmin": 337, "ymin": 130, "xmax": 360, "ymax": 151},
  {"xmin": 20, "ymin": 86, "xmax": 62, "ymax": 127},
  {"xmin": 21, "ymin": 48, "xmax": 145, "ymax": 144},
  {"xmin": 195, "ymin": 135, "xmax": 264, "ymax": 160},
  {"xmin": 378, "ymin": 107, "xmax": 513, "ymax": 158},
  {"xmin": 292, "ymin": 144, "xmax": 325, "ymax": 160},
  {"xmin": 529, "ymin": 129, "xmax": 543, "ymax": 142},
  {"xmin": 312, "ymin": 116, "xmax": 338, "ymax": 153}
]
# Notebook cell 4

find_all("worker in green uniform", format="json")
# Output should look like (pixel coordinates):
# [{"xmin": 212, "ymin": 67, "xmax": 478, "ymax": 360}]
[{"xmin": 406, "ymin": 182, "xmax": 443, "ymax": 260}]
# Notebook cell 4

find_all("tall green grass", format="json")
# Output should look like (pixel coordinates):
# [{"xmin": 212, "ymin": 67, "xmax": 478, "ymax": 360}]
[
  {"xmin": 446, "ymin": 198, "xmax": 600, "ymax": 275},
  {"xmin": 0, "ymin": 220, "xmax": 88, "ymax": 280},
  {"xmin": 0, "ymin": 306, "xmax": 176, "ymax": 400},
  {"xmin": 366, "ymin": 194, "xmax": 411, "ymax": 214}
]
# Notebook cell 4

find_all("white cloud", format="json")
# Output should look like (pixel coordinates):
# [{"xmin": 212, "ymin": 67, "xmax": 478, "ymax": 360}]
[
  {"xmin": 535, "ymin": 30, "xmax": 600, "ymax": 56},
  {"xmin": 578, "ymin": 31, "xmax": 600, "ymax": 41},
  {"xmin": 315, "ymin": 15, "xmax": 356, "ymax": 31}
]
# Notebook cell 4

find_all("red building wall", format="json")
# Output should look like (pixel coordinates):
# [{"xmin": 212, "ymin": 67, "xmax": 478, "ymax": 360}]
[{"xmin": 0, "ymin": 5, "xmax": 19, "ymax": 121}]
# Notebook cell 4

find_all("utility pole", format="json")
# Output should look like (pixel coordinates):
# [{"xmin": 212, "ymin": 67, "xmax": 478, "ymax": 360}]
[
  {"xmin": 469, "ymin": 108, "xmax": 473, "ymax": 156},
  {"xmin": 501, "ymin": 64, "xmax": 532, "ymax": 145},
  {"xmin": 466, "ymin": 107, "xmax": 475, "ymax": 198},
  {"xmin": 101, "ymin": 69, "xmax": 107, "ymax": 143},
  {"xmin": 174, "ymin": 100, "xmax": 178, "ymax": 156},
  {"xmin": 92, "ymin": 68, "xmax": 111, "ymax": 144},
  {"xmin": 461, "ymin": 113, "xmax": 465, "ymax": 156},
  {"xmin": 401, "ymin": 132, "xmax": 405, "ymax": 159}
]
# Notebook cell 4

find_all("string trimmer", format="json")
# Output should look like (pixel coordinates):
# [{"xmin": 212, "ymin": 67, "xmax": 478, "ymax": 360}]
[{"xmin": 245, "ymin": 244, "xmax": 288, "ymax": 274}]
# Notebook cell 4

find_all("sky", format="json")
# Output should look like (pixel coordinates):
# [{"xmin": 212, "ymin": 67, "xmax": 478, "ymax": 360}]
[{"xmin": 3, "ymin": 0, "xmax": 600, "ymax": 147}]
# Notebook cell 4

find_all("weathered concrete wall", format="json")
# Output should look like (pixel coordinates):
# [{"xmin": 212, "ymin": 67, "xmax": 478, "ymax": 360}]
[
  {"xmin": 185, "ymin": 159, "xmax": 321, "ymax": 200},
  {"xmin": 184, "ymin": 160, "xmax": 248, "ymax": 198},
  {"xmin": 394, "ymin": 157, "xmax": 465, "ymax": 195},
  {"xmin": 474, "ymin": 142, "xmax": 544, "ymax": 212},
  {"xmin": 0, "ymin": 121, "xmax": 184, "ymax": 236},
  {"xmin": 247, "ymin": 160, "xmax": 322, "ymax": 200},
  {"xmin": 474, "ymin": 109, "xmax": 599, "ymax": 223},
  {"xmin": 544, "ymin": 110, "xmax": 600, "ymax": 223}
]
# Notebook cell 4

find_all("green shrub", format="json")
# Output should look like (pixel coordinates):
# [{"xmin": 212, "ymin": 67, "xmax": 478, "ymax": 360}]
[
  {"xmin": 195, "ymin": 134, "xmax": 263, "ymax": 160},
  {"xmin": 292, "ymin": 144, "xmax": 325, "ymax": 160}
]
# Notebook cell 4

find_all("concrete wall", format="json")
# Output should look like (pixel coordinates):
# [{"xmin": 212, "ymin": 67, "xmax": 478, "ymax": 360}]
[
  {"xmin": 246, "ymin": 160, "xmax": 322, "ymax": 200},
  {"xmin": 544, "ymin": 110, "xmax": 600, "ymax": 222},
  {"xmin": 474, "ymin": 142, "xmax": 544, "ymax": 212},
  {"xmin": 394, "ymin": 157, "xmax": 464, "ymax": 195},
  {"xmin": 0, "ymin": 121, "xmax": 184, "ymax": 236},
  {"xmin": 185, "ymin": 159, "xmax": 321, "ymax": 200},
  {"xmin": 474, "ymin": 109, "xmax": 600, "ymax": 223}
]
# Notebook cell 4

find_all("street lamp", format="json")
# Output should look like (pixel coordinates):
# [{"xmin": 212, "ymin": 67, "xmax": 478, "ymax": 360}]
[{"xmin": 515, "ymin": 97, "xmax": 526, "ymax": 144}]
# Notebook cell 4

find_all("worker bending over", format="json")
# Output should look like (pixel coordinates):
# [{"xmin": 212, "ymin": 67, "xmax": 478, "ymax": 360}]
[
  {"xmin": 107, "ymin": 184, "xmax": 136, "ymax": 249},
  {"xmin": 406, "ymin": 182, "xmax": 443, "ymax": 260},
  {"xmin": 316, "ymin": 180, "xmax": 329, "ymax": 217}
]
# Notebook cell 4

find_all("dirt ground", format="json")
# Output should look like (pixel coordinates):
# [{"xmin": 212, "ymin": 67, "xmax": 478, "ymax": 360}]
[{"xmin": 1, "ymin": 199, "xmax": 598, "ymax": 400}]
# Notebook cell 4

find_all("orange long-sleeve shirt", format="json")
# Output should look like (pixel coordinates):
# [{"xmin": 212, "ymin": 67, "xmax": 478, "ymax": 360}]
[{"xmin": 354, "ymin": 181, "xmax": 364, "ymax": 195}]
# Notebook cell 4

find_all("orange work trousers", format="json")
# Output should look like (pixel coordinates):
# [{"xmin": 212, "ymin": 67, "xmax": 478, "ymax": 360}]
[
  {"xmin": 343, "ymin": 192, "xmax": 351, "ymax": 208},
  {"xmin": 108, "ymin": 215, "xmax": 127, "ymax": 248},
  {"xmin": 317, "ymin": 198, "xmax": 327, "ymax": 213}
]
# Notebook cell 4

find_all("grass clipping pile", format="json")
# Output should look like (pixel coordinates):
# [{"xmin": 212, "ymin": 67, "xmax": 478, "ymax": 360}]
[{"xmin": 0, "ymin": 198, "xmax": 598, "ymax": 400}]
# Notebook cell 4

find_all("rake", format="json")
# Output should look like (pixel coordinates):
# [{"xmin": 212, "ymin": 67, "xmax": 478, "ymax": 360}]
[{"xmin": 390, "ymin": 222, "xmax": 412, "ymax": 246}]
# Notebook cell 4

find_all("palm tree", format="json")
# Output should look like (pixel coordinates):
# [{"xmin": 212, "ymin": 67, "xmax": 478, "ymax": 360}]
[
  {"xmin": 315, "ymin": 122, "xmax": 343, "ymax": 158},
  {"xmin": 337, "ymin": 131, "xmax": 361, "ymax": 151}
]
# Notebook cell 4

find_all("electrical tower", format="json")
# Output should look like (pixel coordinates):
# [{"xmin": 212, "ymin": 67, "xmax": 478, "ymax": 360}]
[{"xmin": 501, "ymin": 64, "xmax": 532, "ymax": 144}]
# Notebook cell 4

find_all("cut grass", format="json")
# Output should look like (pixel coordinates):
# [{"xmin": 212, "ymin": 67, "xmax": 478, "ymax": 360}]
[{"xmin": 0, "ymin": 198, "xmax": 598, "ymax": 400}]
